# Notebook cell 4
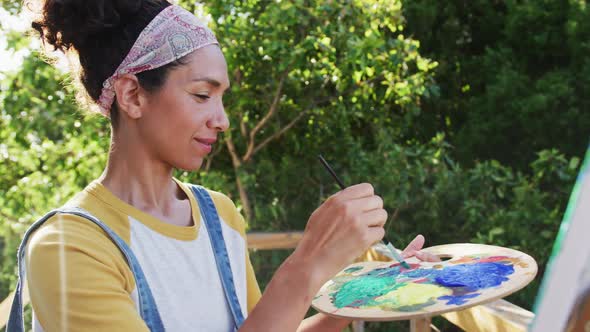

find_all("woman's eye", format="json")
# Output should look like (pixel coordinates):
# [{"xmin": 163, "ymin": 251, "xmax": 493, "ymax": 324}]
[{"xmin": 193, "ymin": 94, "xmax": 210, "ymax": 100}]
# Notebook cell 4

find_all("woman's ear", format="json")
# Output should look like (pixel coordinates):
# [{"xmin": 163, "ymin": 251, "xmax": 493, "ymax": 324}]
[{"xmin": 113, "ymin": 74, "xmax": 145, "ymax": 119}]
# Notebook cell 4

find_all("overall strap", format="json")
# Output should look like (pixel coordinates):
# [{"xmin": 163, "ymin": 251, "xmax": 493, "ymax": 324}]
[
  {"xmin": 190, "ymin": 185, "xmax": 245, "ymax": 330},
  {"xmin": 6, "ymin": 207, "xmax": 165, "ymax": 332}
]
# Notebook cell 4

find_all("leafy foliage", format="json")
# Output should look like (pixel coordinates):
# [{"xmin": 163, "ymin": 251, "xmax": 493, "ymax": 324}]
[
  {"xmin": 0, "ymin": 52, "xmax": 110, "ymax": 296},
  {"xmin": 403, "ymin": 0, "xmax": 590, "ymax": 169}
]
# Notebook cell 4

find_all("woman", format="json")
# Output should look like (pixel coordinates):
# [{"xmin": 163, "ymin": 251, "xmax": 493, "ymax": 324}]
[{"xmin": 8, "ymin": 1, "xmax": 435, "ymax": 331}]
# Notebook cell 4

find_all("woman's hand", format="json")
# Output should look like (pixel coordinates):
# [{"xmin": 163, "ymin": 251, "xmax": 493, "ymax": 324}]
[
  {"xmin": 240, "ymin": 183, "xmax": 387, "ymax": 332},
  {"xmin": 241, "ymin": 190, "xmax": 440, "ymax": 332},
  {"xmin": 401, "ymin": 234, "xmax": 441, "ymax": 262},
  {"xmin": 290, "ymin": 183, "xmax": 388, "ymax": 291}
]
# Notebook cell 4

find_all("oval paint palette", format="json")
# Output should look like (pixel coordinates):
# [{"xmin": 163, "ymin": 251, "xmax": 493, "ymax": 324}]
[{"xmin": 311, "ymin": 243, "xmax": 537, "ymax": 321}]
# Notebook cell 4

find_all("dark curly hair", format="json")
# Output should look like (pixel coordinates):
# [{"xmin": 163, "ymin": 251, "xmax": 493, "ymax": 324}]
[{"xmin": 31, "ymin": 0, "xmax": 187, "ymax": 125}]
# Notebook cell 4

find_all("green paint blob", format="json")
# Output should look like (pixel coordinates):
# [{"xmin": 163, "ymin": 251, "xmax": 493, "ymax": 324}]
[
  {"xmin": 343, "ymin": 266, "xmax": 363, "ymax": 274},
  {"xmin": 331, "ymin": 276, "xmax": 403, "ymax": 308}
]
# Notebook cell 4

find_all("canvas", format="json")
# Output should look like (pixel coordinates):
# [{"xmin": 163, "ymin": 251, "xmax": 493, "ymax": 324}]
[{"xmin": 532, "ymin": 144, "xmax": 590, "ymax": 332}]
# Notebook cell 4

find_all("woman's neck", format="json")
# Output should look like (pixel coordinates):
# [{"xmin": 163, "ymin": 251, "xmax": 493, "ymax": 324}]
[{"xmin": 98, "ymin": 132, "xmax": 186, "ymax": 214}]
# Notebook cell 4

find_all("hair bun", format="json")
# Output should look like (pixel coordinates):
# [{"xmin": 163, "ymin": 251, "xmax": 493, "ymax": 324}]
[{"xmin": 32, "ymin": 0, "xmax": 144, "ymax": 51}]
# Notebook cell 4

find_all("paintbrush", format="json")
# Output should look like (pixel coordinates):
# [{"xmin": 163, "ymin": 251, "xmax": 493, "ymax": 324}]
[{"xmin": 318, "ymin": 154, "xmax": 411, "ymax": 269}]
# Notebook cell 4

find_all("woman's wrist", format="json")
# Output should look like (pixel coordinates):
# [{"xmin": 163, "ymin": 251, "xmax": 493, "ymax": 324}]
[
  {"xmin": 279, "ymin": 248, "xmax": 327, "ymax": 301},
  {"xmin": 239, "ymin": 249, "xmax": 328, "ymax": 331}
]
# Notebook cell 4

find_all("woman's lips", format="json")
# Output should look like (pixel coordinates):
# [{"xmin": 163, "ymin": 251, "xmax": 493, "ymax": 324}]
[{"xmin": 194, "ymin": 137, "xmax": 216, "ymax": 153}]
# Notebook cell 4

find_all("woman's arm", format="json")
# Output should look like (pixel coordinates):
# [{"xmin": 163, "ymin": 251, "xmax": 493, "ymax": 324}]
[
  {"xmin": 239, "ymin": 251, "xmax": 330, "ymax": 331},
  {"xmin": 26, "ymin": 214, "xmax": 149, "ymax": 332},
  {"xmin": 241, "ymin": 219, "xmax": 440, "ymax": 332},
  {"xmin": 297, "ymin": 314, "xmax": 352, "ymax": 332}
]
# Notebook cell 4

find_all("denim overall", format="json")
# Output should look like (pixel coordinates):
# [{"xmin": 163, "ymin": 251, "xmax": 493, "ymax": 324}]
[{"xmin": 6, "ymin": 185, "xmax": 245, "ymax": 332}]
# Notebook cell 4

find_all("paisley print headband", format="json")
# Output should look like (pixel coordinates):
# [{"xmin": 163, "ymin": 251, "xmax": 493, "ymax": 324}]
[{"xmin": 97, "ymin": 5, "xmax": 219, "ymax": 116}]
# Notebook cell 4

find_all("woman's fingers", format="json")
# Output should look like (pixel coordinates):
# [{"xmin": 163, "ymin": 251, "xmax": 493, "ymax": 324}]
[
  {"xmin": 335, "ymin": 183, "xmax": 375, "ymax": 200},
  {"xmin": 364, "ymin": 226, "xmax": 385, "ymax": 246},
  {"xmin": 348, "ymin": 195, "xmax": 383, "ymax": 212},
  {"xmin": 400, "ymin": 235, "xmax": 442, "ymax": 262},
  {"xmin": 401, "ymin": 234, "xmax": 425, "ymax": 258},
  {"xmin": 361, "ymin": 208, "xmax": 388, "ymax": 227}
]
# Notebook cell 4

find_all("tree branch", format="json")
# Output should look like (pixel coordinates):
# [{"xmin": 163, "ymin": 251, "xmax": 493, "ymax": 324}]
[
  {"xmin": 250, "ymin": 110, "xmax": 308, "ymax": 159},
  {"xmin": 204, "ymin": 140, "xmax": 225, "ymax": 172},
  {"xmin": 225, "ymin": 134, "xmax": 243, "ymax": 168},
  {"xmin": 225, "ymin": 134, "xmax": 253, "ymax": 221},
  {"xmin": 239, "ymin": 67, "xmax": 377, "ymax": 163},
  {"xmin": 243, "ymin": 70, "xmax": 289, "ymax": 161},
  {"xmin": 0, "ymin": 210, "xmax": 19, "ymax": 225},
  {"xmin": 239, "ymin": 112, "xmax": 248, "ymax": 138}
]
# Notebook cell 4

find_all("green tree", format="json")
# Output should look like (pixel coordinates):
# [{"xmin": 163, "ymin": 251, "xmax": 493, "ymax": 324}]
[
  {"xmin": 403, "ymin": 0, "xmax": 590, "ymax": 169},
  {"xmin": 179, "ymin": 0, "xmax": 438, "ymax": 222}
]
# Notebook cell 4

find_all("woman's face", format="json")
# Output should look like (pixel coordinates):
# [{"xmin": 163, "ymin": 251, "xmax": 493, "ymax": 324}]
[{"xmin": 136, "ymin": 45, "xmax": 230, "ymax": 171}]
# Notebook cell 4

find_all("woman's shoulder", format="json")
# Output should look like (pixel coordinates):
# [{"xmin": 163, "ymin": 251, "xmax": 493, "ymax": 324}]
[
  {"xmin": 25, "ymin": 183, "xmax": 134, "ymax": 282},
  {"xmin": 178, "ymin": 181, "xmax": 248, "ymax": 236},
  {"xmin": 27, "ymin": 211, "xmax": 104, "ymax": 246},
  {"xmin": 27, "ymin": 181, "xmax": 134, "ymax": 256},
  {"xmin": 29, "ymin": 185, "xmax": 109, "ymax": 245},
  {"xmin": 205, "ymin": 188, "xmax": 238, "ymax": 209},
  {"xmin": 207, "ymin": 189, "xmax": 248, "ymax": 236},
  {"xmin": 26, "ymin": 210, "xmax": 129, "ymax": 273},
  {"xmin": 25, "ymin": 211, "xmax": 136, "ymax": 313}
]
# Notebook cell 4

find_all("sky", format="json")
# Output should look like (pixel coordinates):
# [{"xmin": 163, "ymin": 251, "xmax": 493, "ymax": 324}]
[
  {"xmin": 0, "ymin": 7, "xmax": 32, "ymax": 75},
  {"xmin": 0, "ymin": 7, "xmax": 68, "ymax": 77}
]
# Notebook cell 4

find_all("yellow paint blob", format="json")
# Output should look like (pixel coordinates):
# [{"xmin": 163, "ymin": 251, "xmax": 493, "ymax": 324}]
[{"xmin": 374, "ymin": 283, "xmax": 452, "ymax": 307}]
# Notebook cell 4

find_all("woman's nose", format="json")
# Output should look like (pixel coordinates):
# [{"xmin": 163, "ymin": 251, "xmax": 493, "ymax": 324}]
[{"xmin": 207, "ymin": 98, "xmax": 230, "ymax": 132}]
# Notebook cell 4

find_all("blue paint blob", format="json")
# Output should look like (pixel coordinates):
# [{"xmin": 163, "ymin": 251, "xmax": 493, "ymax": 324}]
[
  {"xmin": 404, "ymin": 268, "xmax": 439, "ymax": 279},
  {"xmin": 435, "ymin": 262, "xmax": 514, "ymax": 289},
  {"xmin": 438, "ymin": 293, "xmax": 481, "ymax": 305}
]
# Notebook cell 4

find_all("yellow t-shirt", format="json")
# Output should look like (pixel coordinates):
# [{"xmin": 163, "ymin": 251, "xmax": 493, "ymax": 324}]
[{"xmin": 25, "ymin": 179, "xmax": 261, "ymax": 332}]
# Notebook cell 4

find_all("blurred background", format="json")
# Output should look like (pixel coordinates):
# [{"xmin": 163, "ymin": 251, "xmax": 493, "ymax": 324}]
[{"xmin": 1, "ymin": 0, "xmax": 589, "ymax": 330}]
